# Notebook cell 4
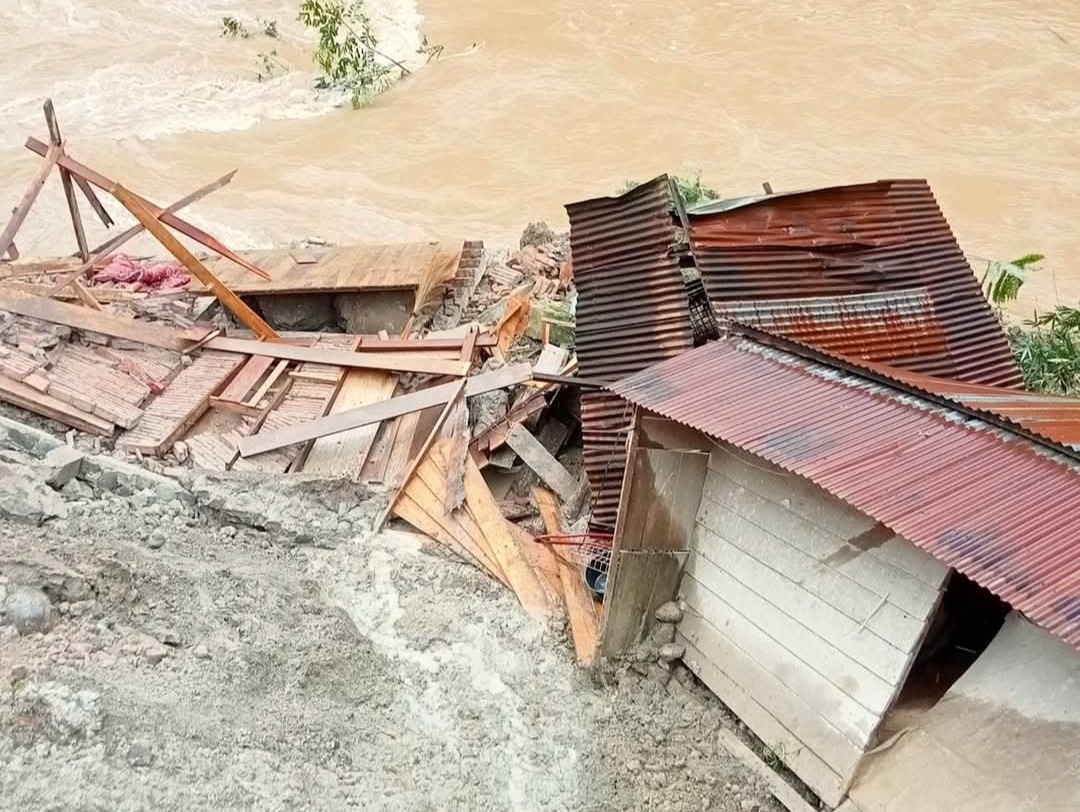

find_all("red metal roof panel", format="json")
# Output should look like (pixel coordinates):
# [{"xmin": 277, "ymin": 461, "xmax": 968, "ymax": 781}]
[
  {"xmin": 690, "ymin": 179, "xmax": 1023, "ymax": 387},
  {"xmin": 610, "ymin": 339, "xmax": 1080, "ymax": 649}
]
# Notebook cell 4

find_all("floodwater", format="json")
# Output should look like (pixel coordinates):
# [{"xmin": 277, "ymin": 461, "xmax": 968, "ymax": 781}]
[{"xmin": 1, "ymin": 0, "xmax": 1078, "ymax": 315}]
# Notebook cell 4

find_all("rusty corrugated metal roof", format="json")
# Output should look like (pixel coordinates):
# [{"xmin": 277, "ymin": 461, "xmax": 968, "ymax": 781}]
[
  {"xmin": 714, "ymin": 288, "xmax": 951, "ymax": 369},
  {"xmin": 566, "ymin": 176, "xmax": 695, "ymax": 527},
  {"xmin": 689, "ymin": 179, "xmax": 1023, "ymax": 387},
  {"xmin": 610, "ymin": 338, "xmax": 1080, "ymax": 649}
]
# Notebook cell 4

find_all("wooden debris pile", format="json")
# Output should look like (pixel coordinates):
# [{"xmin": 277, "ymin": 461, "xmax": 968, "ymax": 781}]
[{"xmin": 0, "ymin": 101, "xmax": 600, "ymax": 665}]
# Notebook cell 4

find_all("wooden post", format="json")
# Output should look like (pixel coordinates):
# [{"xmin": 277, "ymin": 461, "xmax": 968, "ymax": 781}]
[
  {"xmin": 0, "ymin": 144, "xmax": 60, "ymax": 259},
  {"xmin": 43, "ymin": 100, "xmax": 91, "ymax": 263},
  {"xmin": 111, "ymin": 184, "xmax": 278, "ymax": 341}
]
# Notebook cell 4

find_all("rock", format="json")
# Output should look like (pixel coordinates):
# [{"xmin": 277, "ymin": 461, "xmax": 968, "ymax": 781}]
[
  {"xmin": 11, "ymin": 681, "xmax": 101, "ymax": 743},
  {"xmin": 626, "ymin": 759, "xmax": 641, "ymax": 773},
  {"xmin": 192, "ymin": 644, "xmax": 211, "ymax": 660},
  {"xmin": 0, "ymin": 463, "xmax": 68, "ymax": 524},
  {"xmin": 739, "ymin": 800, "xmax": 760, "ymax": 812},
  {"xmin": 172, "ymin": 440, "xmax": 190, "ymax": 463},
  {"xmin": 658, "ymin": 642, "xmax": 686, "ymax": 663},
  {"xmin": 4, "ymin": 585, "xmax": 53, "ymax": 634},
  {"xmin": 649, "ymin": 620, "xmax": 676, "ymax": 646},
  {"xmin": 42, "ymin": 445, "xmax": 85, "ymax": 489},
  {"xmin": 220, "ymin": 525, "xmax": 236, "ymax": 539},
  {"xmin": 655, "ymin": 601, "xmax": 684, "ymax": 624},
  {"xmin": 646, "ymin": 663, "xmax": 672, "ymax": 687},
  {"xmin": 126, "ymin": 741, "xmax": 155, "ymax": 767},
  {"xmin": 146, "ymin": 530, "xmax": 166, "ymax": 550},
  {"xmin": 10, "ymin": 664, "xmax": 29, "ymax": 682},
  {"xmin": 0, "ymin": 414, "xmax": 63, "ymax": 457},
  {"xmin": 135, "ymin": 634, "xmax": 169, "ymax": 665},
  {"xmin": 520, "ymin": 221, "xmax": 557, "ymax": 249},
  {"xmin": 80, "ymin": 455, "xmax": 192, "ymax": 505},
  {"xmin": 60, "ymin": 477, "xmax": 93, "ymax": 500}
]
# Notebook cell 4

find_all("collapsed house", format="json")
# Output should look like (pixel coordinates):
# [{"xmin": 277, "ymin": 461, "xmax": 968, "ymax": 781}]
[{"xmin": 566, "ymin": 178, "xmax": 1079, "ymax": 810}]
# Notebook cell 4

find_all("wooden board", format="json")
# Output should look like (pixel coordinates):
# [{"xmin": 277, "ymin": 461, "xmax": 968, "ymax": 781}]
[
  {"xmin": 195, "ymin": 242, "xmax": 465, "ymax": 296},
  {"xmin": 598, "ymin": 550, "xmax": 686, "ymax": 657},
  {"xmin": 119, "ymin": 351, "xmax": 244, "ymax": 455},
  {"xmin": 206, "ymin": 336, "xmax": 468, "ymax": 377},
  {"xmin": 716, "ymin": 726, "xmax": 819, "ymax": 812},
  {"xmin": 679, "ymin": 623, "xmax": 853, "ymax": 807},
  {"xmin": 238, "ymin": 363, "xmax": 531, "ymax": 457},
  {"xmin": 463, "ymin": 456, "xmax": 556, "ymax": 622},
  {"xmin": 0, "ymin": 373, "xmax": 113, "ymax": 434},
  {"xmin": 217, "ymin": 355, "xmax": 275, "ymax": 404},
  {"xmin": 0, "ymin": 287, "xmax": 209, "ymax": 350},
  {"xmin": 185, "ymin": 431, "xmax": 242, "ymax": 471},
  {"xmin": 303, "ymin": 370, "xmax": 397, "ymax": 478},
  {"xmin": 504, "ymin": 423, "xmax": 580, "ymax": 503},
  {"xmin": 618, "ymin": 449, "xmax": 710, "ymax": 552}
]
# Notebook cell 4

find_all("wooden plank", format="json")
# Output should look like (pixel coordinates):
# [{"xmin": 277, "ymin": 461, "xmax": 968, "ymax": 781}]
[
  {"xmin": 245, "ymin": 359, "xmax": 289, "ymax": 407},
  {"xmin": 598, "ymin": 550, "xmax": 685, "ymax": 657},
  {"xmin": 559, "ymin": 554, "xmax": 600, "ymax": 666},
  {"xmin": 507, "ymin": 520, "xmax": 565, "ymax": 612},
  {"xmin": 239, "ymin": 363, "xmax": 531, "ymax": 457},
  {"xmin": 0, "ymin": 287, "xmax": 208, "ymax": 351},
  {"xmin": 207, "ymin": 336, "xmax": 468, "ymax": 377},
  {"xmin": 505, "ymin": 423, "xmax": 580, "ymax": 503},
  {"xmin": 680, "ymin": 573, "xmax": 880, "ymax": 748},
  {"xmin": 703, "ymin": 467, "xmax": 941, "ymax": 618},
  {"xmin": 619, "ymin": 448, "xmax": 710, "ymax": 552},
  {"xmin": 303, "ymin": 369, "xmax": 397, "ymax": 478},
  {"xmin": 111, "ymin": 185, "xmax": 278, "ymax": 341},
  {"xmin": 690, "ymin": 525, "xmax": 914, "ymax": 685},
  {"xmin": 25, "ymin": 138, "xmax": 268, "ymax": 281},
  {"xmin": 218, "ymin": 355, "xmax": 274, "ymax": 403},
  {"xmin": 716, "ymin": 726, "xmax": 819, "ymax": 812},
  {"xmin": 695, "ymin": 493, "xmax": 927, "ymax": 649},
  {"xmin": 707, "ymin": 451, "xmax": 949, "ymax": 588},
  {"xmin": 463, "ymin": 456, "xmax": 555, "ymax": 622},
  {"xmin": 185, "ymin": 431, "xmax": 241, "ymax": 471},
  {"xmin": 678, "ymin": 622, "xmax": 855, "ymax": 807},
  {"xmin": 440, "ymin": 399, "xmax": 469, "ymax": 513},
  {"xmin": 375, "ymin": 379, "xmax": 467, "ymax": 530},
  {"xmin": 0, "ymin": 373, "xmax": 113, "ymax": 434},
  {"xmin": 72, "ymin": 175, "xmax": 114, "ymax": 228},
  {"xmin": 0, "ymin": 144, "xmax": 60, "ymax": 259},
  {"xmin": 119, "ymin": 351, "xmax": 244, "ymax": 455}
]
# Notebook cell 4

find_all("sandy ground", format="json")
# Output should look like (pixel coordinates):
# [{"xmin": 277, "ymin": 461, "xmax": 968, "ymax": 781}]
[{"xmin": 0, "ymin": 453, "xmax": 776, "ymax": 812}]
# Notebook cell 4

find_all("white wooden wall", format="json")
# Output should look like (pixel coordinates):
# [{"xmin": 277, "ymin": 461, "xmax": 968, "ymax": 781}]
[{"xmin": 678, "ymin": 445, "xmax": 950, "ymax": 807}]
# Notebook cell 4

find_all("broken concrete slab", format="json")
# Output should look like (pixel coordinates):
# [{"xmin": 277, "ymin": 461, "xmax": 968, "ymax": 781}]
[
  {"xmin": 79, "ymin": 455, "xmax": 192, "ymax": 505},
  {"xmin": 42, "ymin": 445, "xmax": 85, "ymax": 489},
  {"xmin": 0, "ymin": 414, "xmax": 64, "ymax": 458},
  {"xmin": 0, "ymin": 462, "xmax": 68, "ymax": 524}
]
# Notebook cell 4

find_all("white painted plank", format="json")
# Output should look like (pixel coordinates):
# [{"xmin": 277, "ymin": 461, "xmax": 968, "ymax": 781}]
[
  {"xmin": 716, "ymin": 728, "xmax": 818, "ymax": 812},
  {"xmin": 679, "ymin": 630, "xmax": 850, "ymax": 808},
  {"xmin": 708, "ymin": 450, "xmax": 949, "ymax": 588},
  {"xmin": 703, "ymin": 468, "xmax": 941, "ymax": 618},
  {"xmin": 696, "ymin": 495, "xmax": 926, "ymax": 648},
  {"xmin": 680, "ymin": 575, "xmax": 879, "ymax": 748},
  {"xmin": 686, "ymin": 544, "xmax": 900, "ymax": 707}
]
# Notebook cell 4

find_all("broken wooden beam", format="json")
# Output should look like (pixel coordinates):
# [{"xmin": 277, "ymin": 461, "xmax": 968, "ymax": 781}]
[
  {"xmin": 505, "ymin": 423, "xmax": 583, "ymax": 506},
  {"xmin": 25, "ymin": 137, "xmax": 268, "ymax": 280},
  {"xmin": 205, "ymin": 336, "xmax": 469, "ymax": 377},
  {"xmin": 238, "ymin": 363, "xmax": 531, "ymax": 457},
  {"xmin": 111, "ymin": 184, "xmax": 278, "ymax": 341},
  {"xmin": 0, "ymin": 373, "xmax": 114, "ymax": 435},
  {"xmin": 0, "ymin": 288, "xmax": 210, "ymax": 351},
  {"xmin": 0, "ymin": 143, "xmax": 61, "ymax": 260}
]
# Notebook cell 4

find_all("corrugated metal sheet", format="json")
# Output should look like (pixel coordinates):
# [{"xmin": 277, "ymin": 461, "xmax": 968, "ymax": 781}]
[
  {"xmin": 566, "ymin": 176, "xmax": 695, "ymax": 526},
  {"xmin": 689, "ymin": 180, "xmax": 1023, "ymax": 387},
  {"xmin": 714, "ymin": 288, "xmax": 951, "ymax": 369},
  {"xmin": 610, "ymin": 338, "xmax": 1080, "ymax": 649}
]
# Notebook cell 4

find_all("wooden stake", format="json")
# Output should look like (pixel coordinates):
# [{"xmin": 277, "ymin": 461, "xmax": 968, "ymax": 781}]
[
  {"xmin": 373, "ymin": 377, "xmax": 467, "ymax": 532},
  {"xmin": 25, "ymin": 137, "xmax": 268, "ymax": 280},
  {"xmin": 111, "ymin": 184, "xmax": 278, "ymax": 341},
  {"xmin": 0, "ymin": 144, "xmax": 61, "ymax": 259}
]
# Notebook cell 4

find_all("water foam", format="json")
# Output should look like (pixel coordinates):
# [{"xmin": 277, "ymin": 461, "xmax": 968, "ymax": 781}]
[{"xmin": 0, "ymin": 0, "xmax": 426, "ymax": 142}]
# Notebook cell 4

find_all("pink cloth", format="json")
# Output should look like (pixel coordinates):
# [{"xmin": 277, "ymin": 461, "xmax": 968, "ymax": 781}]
[{"xmin": 93, "ymin": 254, "xmax": 191, "ymax": 291}]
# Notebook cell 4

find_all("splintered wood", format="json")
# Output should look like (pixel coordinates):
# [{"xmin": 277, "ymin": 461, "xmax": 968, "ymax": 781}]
[
  {"xmin": 119, "ymin": 350, "xmax": 244, "ymax": 455},
  {"xmin": 302, "ymin": 369, "xmax": 397, "ymax": 479}
]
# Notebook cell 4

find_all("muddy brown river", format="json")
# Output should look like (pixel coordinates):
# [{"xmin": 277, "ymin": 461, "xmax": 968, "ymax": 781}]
[{"xmin": 1, "ymin": 1, "xmax": 1077, "ymax": 315}]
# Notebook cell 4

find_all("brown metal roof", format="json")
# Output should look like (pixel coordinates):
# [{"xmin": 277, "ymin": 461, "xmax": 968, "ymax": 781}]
[
  {"xmin": 566, "ymin": 176, "xmax": 695, "ymax": 527},
  {"xmin": 714, "ymin": 288, "xmax": 952, "ymax": 370},
  {"xmin": 610, "ymin": 338, "xmax": 1080, "ymax": 649},
  {"xmin": 689, "ymin": 179, "xmax": 1023, "ymax": 387}
]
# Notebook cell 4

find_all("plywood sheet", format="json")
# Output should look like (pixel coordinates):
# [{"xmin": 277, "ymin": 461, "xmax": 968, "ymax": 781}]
[{"xmin": 196, "ymin": 242, "xmax": 464, "ymax": 296}]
